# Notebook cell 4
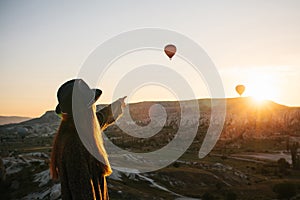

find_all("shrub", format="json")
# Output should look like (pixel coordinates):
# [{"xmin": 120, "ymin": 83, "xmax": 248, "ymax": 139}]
[
  {"xmin": 277, "ymin": 158, "xmax": 290, "ymax": 174},
  {"xmin": 202, "ymin": 192, "xmax": 215, "ymax": 200},
  {"xmin": 273, "ymin": 182, "xmax": 297, "ymax": 199},
  {"xmin": 173, "ymin": 162, "xmax": 180, "ymax": 168},
  {"xmin": 215, "ymin": 182, "xmax": 223, "ymax": 190},
  {"xmin": 226, "ymin": 191, "xmax": 237, "ymax": 200}
]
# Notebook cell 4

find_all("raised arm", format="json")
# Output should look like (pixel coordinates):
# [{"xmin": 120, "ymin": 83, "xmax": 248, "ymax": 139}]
[{"xmin": 96, "ymin": 96, "xmax": 126, "ymax": 131}]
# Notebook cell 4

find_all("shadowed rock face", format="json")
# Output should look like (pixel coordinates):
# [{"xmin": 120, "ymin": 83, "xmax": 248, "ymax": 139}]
[{"xmin": 117, "ymin": 98, "xmax": 300, "ymax": 140}]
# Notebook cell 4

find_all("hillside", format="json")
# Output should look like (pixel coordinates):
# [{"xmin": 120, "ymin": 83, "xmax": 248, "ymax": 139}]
[
  {"xmin": 0, "ymin": 116, "xmax": 31, "ymax": 126},
  {"xmin": 222, "ymin": 98, "xmax": 300, "ymax": 139},
  {"xmin": 1, "ymin": 98, "xmax": 300, "ymax": 199},
  {"xmin": 1, "ymin": 97, "xmax": 299, "ymax": 140},
  {"xmin": 118, "ymin": 97, "xmax": 300, "ymax": 139}
]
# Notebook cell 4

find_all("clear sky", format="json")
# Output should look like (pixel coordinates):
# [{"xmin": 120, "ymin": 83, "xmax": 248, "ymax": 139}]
[{"xmin": 1, "ymin": 0, "xmax": 300, "ymax": 117}]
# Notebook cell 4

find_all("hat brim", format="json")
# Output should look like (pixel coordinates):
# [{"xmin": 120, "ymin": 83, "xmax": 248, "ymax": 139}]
[
  {"xmin": 55, "ymin": 88, "xmax": 102, "ymax": 114},
  {"xmin": 88, "ymin": 89, "xmax": 102, "ymax": 107},
  {"xmin": 55, "ymin": 104, "xmax": 62, "ymax": 114},
  {"xmin": 94, "ymin": 89, "xmax": 102, "ymax": 102}
]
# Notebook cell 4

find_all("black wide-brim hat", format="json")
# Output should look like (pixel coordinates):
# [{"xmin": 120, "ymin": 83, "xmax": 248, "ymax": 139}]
[{"xmin": 55, "ymin": 79, "xmax": 102, "ymax": 115}]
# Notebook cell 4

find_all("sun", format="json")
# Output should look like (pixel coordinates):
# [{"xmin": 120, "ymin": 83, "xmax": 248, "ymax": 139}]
[
  {"xmin": 245, "ymin": 71, "xmax": 278, "ymax": 103},
  {"xmin": 249, "ymin": 84, "xmax": 272, "ymax": 102},
  {"xmin": 250, "ymin": 91, "xmax": 269, "ymax": 105}
]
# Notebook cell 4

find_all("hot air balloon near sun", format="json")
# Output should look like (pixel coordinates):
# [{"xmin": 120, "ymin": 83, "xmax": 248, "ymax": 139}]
[
  {"xmin": 164, "ymin": 44, "xmax": 177, "ymax": 60},
  {"xmin": 235, "ymin": 85, "xmax": 245, "ymax": 96}
]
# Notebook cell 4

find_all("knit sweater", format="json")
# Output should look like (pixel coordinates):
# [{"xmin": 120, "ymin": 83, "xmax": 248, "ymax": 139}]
[{"xmin": 51, "ymin": 99, "xmax": 123, "ymax": 200}]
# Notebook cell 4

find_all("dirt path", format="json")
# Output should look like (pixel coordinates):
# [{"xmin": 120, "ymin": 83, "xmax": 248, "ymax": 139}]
[{"xmin": 233, "ymin": 152, "xmax": 291, "ymax": 164}]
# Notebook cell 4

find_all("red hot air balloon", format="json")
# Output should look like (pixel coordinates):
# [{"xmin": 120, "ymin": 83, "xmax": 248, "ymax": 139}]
[
  {"xmin": 164, "ymin": 44, "xmax": 177, "ymax": 60},
  {"xmin": 235, "ymin": 85, "xmax": 245, "ymax": 96}
]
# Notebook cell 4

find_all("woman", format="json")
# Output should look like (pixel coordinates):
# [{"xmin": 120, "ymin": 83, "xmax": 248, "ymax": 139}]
[{"xmin": 50, "ymin": 79, "xmax": 125, "ymax": 200}]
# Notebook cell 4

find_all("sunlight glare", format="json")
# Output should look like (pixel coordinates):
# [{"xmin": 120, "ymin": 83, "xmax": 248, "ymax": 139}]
[{"xmin": 246, "ymin": 70, "xmax": 278, "ymax": 103}]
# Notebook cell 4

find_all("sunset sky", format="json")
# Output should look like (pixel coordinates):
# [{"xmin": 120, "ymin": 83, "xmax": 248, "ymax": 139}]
[{"xmin": 1, "ymin": 0, "xmax": 300, "ymax": 117}]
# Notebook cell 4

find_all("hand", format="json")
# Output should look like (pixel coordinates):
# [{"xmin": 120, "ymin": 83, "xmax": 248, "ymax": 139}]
[{"xmin": 119, "ymin": 96, "xmax": 127, "ymax": 108}]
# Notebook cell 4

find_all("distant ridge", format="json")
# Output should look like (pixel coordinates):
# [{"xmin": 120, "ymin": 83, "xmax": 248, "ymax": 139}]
[
  {"xmin": 0, "ymin": 98, "xmax": 299, "ymax": 140},
  {"xmin": 21, "ymin": 111, "xmax": 60, "ymax": 125},
  {"xmin": 0, "ymin": 116, "xmax": 31, "ymax": 125},
  {"xmin": 4, "ymin": 98, "xmax": 298, "ymax": 125}
]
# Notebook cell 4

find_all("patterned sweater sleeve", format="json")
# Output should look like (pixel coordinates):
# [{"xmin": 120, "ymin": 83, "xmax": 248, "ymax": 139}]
[{"xmin": 96, "ymin": 99, "xmax": 124, "ymax": 131}]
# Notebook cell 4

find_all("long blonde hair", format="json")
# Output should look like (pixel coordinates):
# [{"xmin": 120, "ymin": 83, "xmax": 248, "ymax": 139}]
[
  {"xmin": 83, "ymin": 104, "xmax": 112, "ymax": 176},
  {"xmin": 50, "ymin": 104, "xmax": 112, "ymax": 180}
]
